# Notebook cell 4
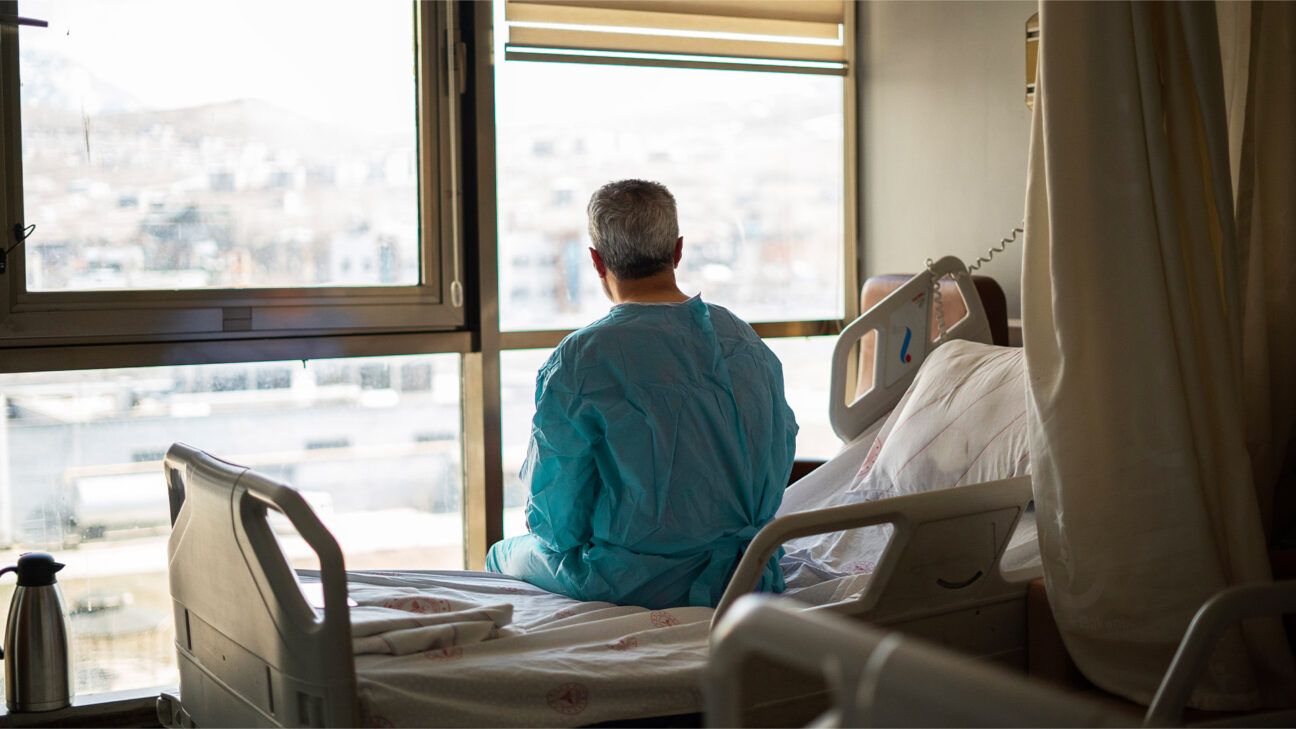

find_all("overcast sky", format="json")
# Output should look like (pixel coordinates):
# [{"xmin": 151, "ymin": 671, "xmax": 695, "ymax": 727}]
[{"xmin": 21, "ymin": 0, "xmax": 416, "ymax": 134}]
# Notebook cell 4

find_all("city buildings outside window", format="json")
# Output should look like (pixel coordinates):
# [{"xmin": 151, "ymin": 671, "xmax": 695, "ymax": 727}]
[
  {"xmin": 21, "ymin": 0, "xmax": 419, "ymax": 292},
  {"xmin": 0, "ymin": 355, "xmax": 463, "ymax": 694},
  {"xmin": 495, "ymin": 61, "xmax": 845, "ymax": 331}
]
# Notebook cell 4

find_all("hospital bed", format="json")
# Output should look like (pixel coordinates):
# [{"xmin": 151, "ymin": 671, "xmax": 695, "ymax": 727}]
[
  {"xmin": 707, "ymin": 584, "xmax": 1296, "ymax": 728},
  {"xmin": 157, "ymin": 256, "xmax": 1041, "ymax": 727}
]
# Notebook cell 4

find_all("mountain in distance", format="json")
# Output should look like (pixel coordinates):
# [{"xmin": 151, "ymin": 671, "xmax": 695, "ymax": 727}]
[
  {"xmin": 20, "ymin": 47, "xmax": 144, "ymax": 115},
  {"xmin": 20, "ymin": 47, "xmax": 406, "ymax": 155}
]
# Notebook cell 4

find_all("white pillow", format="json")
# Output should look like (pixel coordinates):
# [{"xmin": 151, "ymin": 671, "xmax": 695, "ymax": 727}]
[
  {"xmin": 851, "ymin": 339, "xmax": 1029, "ymax": 498},
  {"xmin": 780, "ymin": 340, "xmax": 1029, "ymax": 591}
]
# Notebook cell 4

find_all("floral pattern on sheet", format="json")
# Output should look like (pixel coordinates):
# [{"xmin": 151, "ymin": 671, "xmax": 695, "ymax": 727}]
[
  {"xmin": 378, "ymin": 596, "xmax": 453, "ymax": 614},
  {"xmin": 608, "ymin": 636, "xmax": 639, "ymax": 651},
  {"xmin": 546, "ymin": 682, "xmax": 590, "ymax": 716},
  {"xmin": 855, "ymin": 434, "xmax": 885, "ymax": 481},
  {"xmin": 649, "ymin": 610, "xmax": 680, "ymax": 628}
]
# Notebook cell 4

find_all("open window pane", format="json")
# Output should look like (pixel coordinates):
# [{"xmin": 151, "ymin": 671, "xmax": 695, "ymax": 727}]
[
  {"xmin": 19, "ymin": 0, "xmax": 419, "ymax": 291},
  {"xmin": 496, "ymin": 58, "xmax": 845, "ymax": 331},
  {"xmin": 0, "ymin": 354, "xmax": 463, "ymax": 694}
]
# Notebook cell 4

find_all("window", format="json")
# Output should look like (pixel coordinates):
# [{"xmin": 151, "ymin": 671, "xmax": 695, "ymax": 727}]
[
  {"xmin": 1, "ymin": 0, "xmax": 465, "ymax": 343},
  {"xmin": 496, "ymin": 62, "xmax": 845, "ymax": 331},
  {"xmin": 0, "ymin": 354, "xmax": 464, "ymax": 694},
  {"xmin": 492, "ymin": 0, "xmax": 858, "ymax": 496},
  {"xmin": 494, "ymin": 0, "xmax": 851, "ymax": 332},
  {"xmin": 0, "ymin": 0, "xmax": 479, "ymax": 702}
]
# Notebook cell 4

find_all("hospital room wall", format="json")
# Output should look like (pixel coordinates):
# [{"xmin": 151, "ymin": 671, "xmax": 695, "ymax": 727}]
[{"xmin": 856, "ymin": 0, "xmax": 1036, "ymax": 320}]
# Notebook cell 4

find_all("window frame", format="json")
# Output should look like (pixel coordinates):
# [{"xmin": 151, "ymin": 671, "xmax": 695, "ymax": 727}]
[
  {"xmin": 491, "ymin": 29, "xmax": 859, "ymax": 327},
  {"xmin": 0, "ymin": 1, "xmax": 466, "ymax": 348}
]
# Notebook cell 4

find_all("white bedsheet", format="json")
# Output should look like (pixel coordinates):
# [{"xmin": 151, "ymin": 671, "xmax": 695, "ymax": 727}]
[
  {"xmin": 339, "ymin": 570, "xmax": 711, "ymax": 727},
  {"xmin": 775, "ymin": 424, "xmax": 888, "ymax": 604},
  {"xmin": 349, "ymin": 596, "xmax": 511, "ymax": 655},
  {"xmin": 339, "ymin": 550, "xmax": 887, "ymax": 727}
]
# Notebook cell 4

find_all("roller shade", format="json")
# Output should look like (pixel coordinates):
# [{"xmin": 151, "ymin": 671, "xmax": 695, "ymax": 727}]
[{"xmin": 504, "ymin": 0, "xmax": 848, "ymax": 74}]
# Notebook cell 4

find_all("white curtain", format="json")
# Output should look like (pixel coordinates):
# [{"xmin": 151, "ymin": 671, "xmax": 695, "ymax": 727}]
[
  {"xmin": 1227, "ymin": 1, "xmax": 1296, "ymax": 539},
  {"xmin": 1023, "ymin": 1, "xmax": 1295, "ymax": 710}
]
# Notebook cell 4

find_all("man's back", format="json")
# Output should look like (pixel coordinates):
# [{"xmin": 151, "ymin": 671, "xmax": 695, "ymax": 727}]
[{"xmin": 487, "ymin": 295, "xmax": 798, "ymax": 608}]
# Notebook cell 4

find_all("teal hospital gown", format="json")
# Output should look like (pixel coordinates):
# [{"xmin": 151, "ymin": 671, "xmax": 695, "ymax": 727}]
[{"xmin": 486, "ymin": 295, "xmax": 798, "ymax": 609}]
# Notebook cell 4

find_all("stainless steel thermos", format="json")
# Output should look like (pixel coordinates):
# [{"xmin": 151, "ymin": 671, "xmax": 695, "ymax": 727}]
[{"xmin": 0, "ymin": 552, "xmax": 73, "ymax": 712}]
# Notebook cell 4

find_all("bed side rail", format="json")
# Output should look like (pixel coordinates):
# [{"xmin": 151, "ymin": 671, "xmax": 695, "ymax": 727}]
[
  {"xmin": 852, "ymin": 622, "xmax": 1135, "ymax": 727},
  {"xmin": 164, "ymin": 443, "xmax": 358, "ymax": 728},
  {"xmin": 714, "ymin": 476, "xmax": 1036, "ymax": 630},
  {"xmin": 707, "ymin": 596, "xmax": 888, "ymax": 727},
  {"xmin": 830, "ymin": 256, "xmax": 992, "ymax": 442},
  {"xmin": 707, "ymin": 595, "xmax": 1132, "ymax": 728},
  {"xmin": 1145, "ymin": 580, "xmax": 1296, "ymax": 727}
]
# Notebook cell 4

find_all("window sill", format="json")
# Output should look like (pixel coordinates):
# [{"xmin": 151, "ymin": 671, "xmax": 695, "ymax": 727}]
[{"xmin": 0, "ymin": 686, "xmax": 171, "ymax": 728}]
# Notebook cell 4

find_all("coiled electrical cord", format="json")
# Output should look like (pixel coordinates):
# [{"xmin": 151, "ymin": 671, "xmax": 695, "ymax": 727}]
[{"xmin": 926, "ymin": 224, "xmax": 1024, "ymax": 343}]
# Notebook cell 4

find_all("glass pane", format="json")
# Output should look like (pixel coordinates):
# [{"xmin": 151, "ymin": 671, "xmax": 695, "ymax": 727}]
[
  {"xmin": 762, "ymin": 337, "xmax": 841, "ymax": 460},
  {"xmin": 500, "ymin": 348, "xmax": 551, "ymax": 538},
  {"xmin": 20, "ymin": 1, "xmax": 419, "ymax": 291},
  {"xmin": 495, "ymin": 51, "xmax": 845, "ymax": 331},
  {"xmin": 0, "ymin": 354, "xmax": 463, "ymax": 694}
]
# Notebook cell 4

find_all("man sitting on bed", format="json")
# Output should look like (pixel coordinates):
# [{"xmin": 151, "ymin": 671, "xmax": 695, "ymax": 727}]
[{"xmin": 486, "ymin": 179, "xmax": 798, "ymax": 609}]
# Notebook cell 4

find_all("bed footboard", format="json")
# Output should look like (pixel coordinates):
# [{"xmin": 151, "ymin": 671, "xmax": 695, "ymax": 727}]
[{"xmin": 164, "ymin": 443, "xmax": 358, "ymax": 728}]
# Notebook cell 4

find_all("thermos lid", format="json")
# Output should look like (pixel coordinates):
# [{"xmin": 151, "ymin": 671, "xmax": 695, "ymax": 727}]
[{"xmin": 14, "ymin": 552, "xmax": 64, "ymax": 587}]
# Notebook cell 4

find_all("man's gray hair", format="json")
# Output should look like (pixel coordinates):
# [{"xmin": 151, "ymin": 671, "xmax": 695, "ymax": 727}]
[{"xmin": 586, "ymin": 179, "xmax": 679, "ymax": 280}]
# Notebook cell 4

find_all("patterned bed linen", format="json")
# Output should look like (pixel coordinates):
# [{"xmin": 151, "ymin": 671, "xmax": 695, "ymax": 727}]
[
  {"xmin": 344, "ymin": 570, "xmax": 710, "ymax": 727},
  {"xmin": 343, "ymin": 560, "xmax": 873, "ymax": 727}
]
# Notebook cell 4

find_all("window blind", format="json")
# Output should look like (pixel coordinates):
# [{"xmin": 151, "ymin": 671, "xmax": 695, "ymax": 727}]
[{"xmin": 503, "ymin": 0, "xmax": 848, "ymax": 74}]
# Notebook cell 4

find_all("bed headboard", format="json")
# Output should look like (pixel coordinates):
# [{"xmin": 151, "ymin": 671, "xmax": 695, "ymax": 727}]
[
  {"xmin": 829, "ymin": 256, "xmax": 994, "ymax": 442},
  {"xmin": 856, "ymin": 273, "xmax": 1009, "ymax": 398},
  {"xmin": 164, "ymin": 443, "xmax": 357, "ymax": 727}
]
